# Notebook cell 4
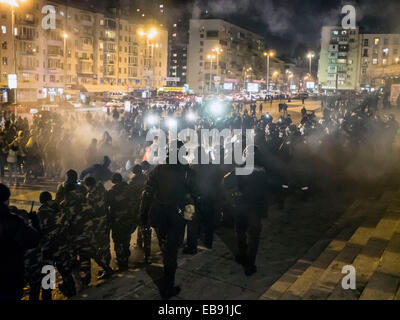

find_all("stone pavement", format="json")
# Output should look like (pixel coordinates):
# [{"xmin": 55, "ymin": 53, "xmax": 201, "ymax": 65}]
[{"xmin": 73, "ymin": 188, "xmax": 357, "ymax": 300}]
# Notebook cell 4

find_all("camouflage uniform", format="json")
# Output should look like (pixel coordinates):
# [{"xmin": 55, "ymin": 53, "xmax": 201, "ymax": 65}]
[
  {"xmin": 129, "ymin": 174, "xmax": 150, "ymax": 249},
  {"xmin": 37, "ymin": 199, "xmax": 64, "ymax": 300},
  {"xmin": 86, "ymin": 182, "xmax": 112, "ymax": 272},
  {"xmin": 60, "ymin": 183, "xmax": 94, "ymax": 287},
  {"xmin": 107, "ymin": 181, "xmax": 133, "ymax": 268}
]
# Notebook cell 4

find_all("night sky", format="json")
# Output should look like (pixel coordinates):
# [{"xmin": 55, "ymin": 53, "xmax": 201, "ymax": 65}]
[{"xmin": 91, "ymin": 0, "xmax": 400, "ymax": 57}]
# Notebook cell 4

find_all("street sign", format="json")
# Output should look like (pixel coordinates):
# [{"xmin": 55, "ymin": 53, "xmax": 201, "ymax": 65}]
[
  {"xmin": 8, "ymin": 74, "xmax": 17, "ymax": 89},
  {"xmin": 166, "ymin": 77, "xmax": 180, "ymax": 82}
]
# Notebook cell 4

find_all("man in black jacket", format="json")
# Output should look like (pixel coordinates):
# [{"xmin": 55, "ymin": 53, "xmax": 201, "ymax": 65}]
[
  {"xmin": 224, "ymin": 146, "xmax": 269, "ymax": 276},
  {"xmin": 140, "ymin": 143, "xmax": 200, "ymax": 299},
  {"xmin": 0, "ymin": 184, "xmax": 42, "ymax": 300}
]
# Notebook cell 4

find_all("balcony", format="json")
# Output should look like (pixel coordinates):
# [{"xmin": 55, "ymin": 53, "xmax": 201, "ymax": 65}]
[
  {"xmin": 20, "ymin": 49, "xmax": 37, "ymax": 56},
  {"xmin": 16, "ymin": 14, "xmax": 37, "ymax": 26},
  {"xmin": 18, "ymin": 65, "xmax": 36, "ymax": 71},
  {"xmin": 16, "ymin": 34, "xmax": 35, "ymax": 41}
]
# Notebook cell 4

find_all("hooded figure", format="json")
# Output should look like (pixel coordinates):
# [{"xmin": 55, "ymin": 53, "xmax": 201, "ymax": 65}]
[{"xmin": 80, "ymin": 156, "xmax": 113, "ymax": 182}]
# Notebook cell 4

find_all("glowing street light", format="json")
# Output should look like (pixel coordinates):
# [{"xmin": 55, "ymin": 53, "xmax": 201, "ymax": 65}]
[
  {"xmin": 207, "ymin": 54, "xmax": 216, "ymax": 93},
  {"xmin": 263, "ymin": 50, "xmax": 275, "ymax": 95},
  {"xmin": 212, "ymin": 47, "xmax": 223, "ymax": 94},
  {"xmin": 63, "ymin": 33, "xmax": 68, "ymax": 96},
  {"xmin": 138, "ymin": 27, "xmax": 159, "ymax": 96},
  {"xmin": 307, "ymin": 52, "xmax": 315, "ymax": 75}
]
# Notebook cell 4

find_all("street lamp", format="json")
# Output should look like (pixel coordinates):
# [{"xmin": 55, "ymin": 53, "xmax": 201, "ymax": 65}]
[
  {"xmin": 63, "ymin": 33, "xmax": 68, "ymax": 98},
  {"xmin": 1, "ymin": 0, "xmax": 27, "ymax": 113},
  {"xmin": 307, "ymin": 52, "xmax": 315, "ymax": 76},
  {"xmin": 207, "ymin": 54, "xmax": 216, "ymax": 94},
  {"xmin": 264, "ymin": 50, "xmax": 274, "ymax": 96},
  {"xmin": 212, "ymin": 46, "xmax": 223, "ymax": 94},
  {"xmin": 138, "ymin": 27, "xmax": 158, "ymax": 103}
]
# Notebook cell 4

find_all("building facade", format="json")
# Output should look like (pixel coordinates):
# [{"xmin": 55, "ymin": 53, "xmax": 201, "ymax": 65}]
[
  {"xmin": 318, "ymin": 26, "xmax": 400, "ymax": 91},
  {"xmin": 187, "ymin": 19, "xmax": 267, "ymax": 94},
  {"xmin": 318, "ymin": 26, "xmax": 362, "ymax": 91},
  {"xmin": 0, "ymin": 0, "xmax": 168, "ymax": 103},
  {"xmin": 359, "ymin": 33, "xmax": 400, "ymax": 90}
]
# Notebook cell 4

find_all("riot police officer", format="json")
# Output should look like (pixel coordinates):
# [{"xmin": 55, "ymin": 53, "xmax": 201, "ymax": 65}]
[
  {"xmin": 107, "ymin": 173, "xmax": 133, "ymax": 271},
  {"xmin": 140, "ymin": 143, "xmax": 200, "ymax": 299}
]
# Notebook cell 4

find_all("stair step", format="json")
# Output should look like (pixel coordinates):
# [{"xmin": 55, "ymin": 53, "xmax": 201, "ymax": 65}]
[
  {"xmin": 281, "ymin": 198, "xmax": 388, "ymax": 300},
  {"xmin": 359, "ymin": 272, "xmax": 400, "ymax": 300},
  {"xmin": 258, "ymin": 198, "xmax": 361, "ymax": 301},
  {"xmin": 278, "ymin": 227, "xmax": 356, "ymax": 300},
  {"xmin": 302, "ymin": 242, "xmax": 362, "ymax": 300},
  {"xmin": 358, "ymin": 204, "xmax": 400, "ymax": 300},
  {"xmin": 259, "ymin": 192, "xmax": 392, "ymax": 301}
]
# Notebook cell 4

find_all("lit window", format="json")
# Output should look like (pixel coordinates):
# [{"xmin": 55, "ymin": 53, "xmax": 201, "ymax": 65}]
[
  {"xmin": 383, "ymin": 59, "xmax": 387, "ymax": 65},
  {"xmin": 374, "ymin": 38, "xmax": 380, "ymax": 46},
  {"xmin": 1, "ymin": 26, "xmax": 6, "ymax": 34},
  {"xmin": 372, "ymin": 58, "xmax": 378, "ymax": 64}
]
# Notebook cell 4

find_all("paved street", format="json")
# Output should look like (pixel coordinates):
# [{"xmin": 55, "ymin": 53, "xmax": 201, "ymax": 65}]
[{"xmin": 11, "ymin": 99, "xmax": 400, "ymax": 300}]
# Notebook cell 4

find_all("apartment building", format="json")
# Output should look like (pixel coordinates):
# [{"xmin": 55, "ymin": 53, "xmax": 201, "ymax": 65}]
[
  {"xmin": 0, "ymin": 0, "xmax": 168, "ymax": 103},
  {"xmin": 187, "ymin": 19, "xmax": 267, "ymax": 94},
  {"xmin": 318, "ymin": 26, "xmax": 362, "ymax": 91},
  {"xmin": 318, "ymin": 26, "xmax": 400, "ymax": 91},
  {"xmin": 359, "ymin": 33, "xmax": 400, "ymax": 90}
]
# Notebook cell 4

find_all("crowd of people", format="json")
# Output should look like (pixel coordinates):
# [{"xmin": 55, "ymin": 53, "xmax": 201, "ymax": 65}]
[{"xmin": 0, "ymin": 92, "xmax": 399, "ymax": 301}]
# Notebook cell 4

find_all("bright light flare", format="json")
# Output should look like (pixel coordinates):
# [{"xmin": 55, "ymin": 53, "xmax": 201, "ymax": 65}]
[
  {"xmin": 1, "ymin": 0, "xmax": 19, "ymax": 7},
  {"xmin": 146, "ymin": 114, "xmax": 159, "ymax": 126},
  {"xmin": 186, "ymin": 112, "xmax": 197, "ymax": 122},
  {"xmin": 148, "ymin": 28, "xmax": 158, "ymax": 39},
  {"xmin": 167, "ymin": 118, "xmax": 177, "ymax": 128},
  {"xmin": 210, "ymin": 101, "xmax": 224, "ymax": 116}
]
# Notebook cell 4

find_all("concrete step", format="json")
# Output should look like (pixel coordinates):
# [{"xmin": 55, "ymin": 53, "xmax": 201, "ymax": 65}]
[
  {"xmin": 360, "ymin": 214, "xmax": 400, "ymax": 300},
  {"xmin": 308, "ymin": 202, "xmax": 391, "ymax": 300},
  {"xmin": 259, "ymin": 190, "xmax": 394, "ymax": 301},
  {"xmin": 259, "ymin": 197, "xmax": 369, "ymax": 300},
  {"xmin": 321, "ymin": 192, "xmax": 400, "ymax": 300}
]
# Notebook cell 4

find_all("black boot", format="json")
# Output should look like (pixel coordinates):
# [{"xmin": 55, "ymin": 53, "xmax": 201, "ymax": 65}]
[
  {"xmin": 182, "ymin": 246, "xmax": 198, "ymax": 255},
  {"xmin": 161, "ymin": 269, "xmax": 180, "ymax": 300},
  {"xmin": 244, "ymin": 255, "xmax": 257, "ymax": 276},
  {"xmin": 161, "ymin": 286, "xmax": 181, "ymax": 300}
]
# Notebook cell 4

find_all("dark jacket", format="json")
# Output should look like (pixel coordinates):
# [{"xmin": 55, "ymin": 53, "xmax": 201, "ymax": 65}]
[
  {"xmin": 140, "ymin": 164, "xmax": 199, "ymax": 227},
  {"xmin": 0, "ymin": 203, "xmax": 41, "ymax": 298},
  {"xmin": 80, "ymin": 164, "xmax": 112, "ymax": 182}
]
